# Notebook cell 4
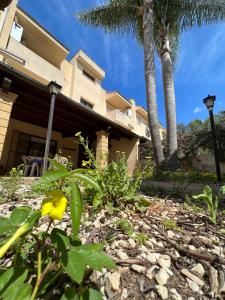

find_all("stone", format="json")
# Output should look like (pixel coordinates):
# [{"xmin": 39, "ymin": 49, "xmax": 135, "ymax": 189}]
[
  {"xmin": 181, "ymin": 268, "xmax": 204, "ymax": 287},
  {"xmin": 156, "ymin": 285, "xmax": 168, "ymax": 299},
  {"xmin": 186, "ymin": 278, "xmax": 200, "ymax": 292},
  {"xmin": 146, "ymin": 265, "xmax": 158, "ymax": 280},
  {"xmin": 116, "ymin": 250, "xmax": 129, "ymax": 260},
  {"xmin": 157, "ymin": 255, "xmax": 171, "ymax": 269},
  {"xmin": 131, "ymin": 264, "xmax": 145, "ymax": 273},
  {"xmin": 170, "ymin": 288, "xmax": 182, "ymax": 300},
  {"xmin": 155, "ymin": 268, "xmax": 170, "ymax": 285},
  {"xmin": 118, "ymin": 240, "xmax": 129, "ymax": 248},
  {"xmin": 167, "ymin": 230, "xmax": 175, "ymax": 239},
  {"xmin": 128, "ymin": 238, "xmax": 136, "ymax": 248},
  {"xmin": 191, "ymin": 263, "xmax": 205, "ymax": 278},
  {"xmin": 107, "ymin": 272, "xmax": 121, "ymax": 291},
  {"xmin": 146, "ymin": 253, "xmax": 157, "ymax": 264}
]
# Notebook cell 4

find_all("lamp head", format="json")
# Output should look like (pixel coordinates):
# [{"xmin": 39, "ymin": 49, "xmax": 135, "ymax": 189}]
[
  {"xmin": 48, "ymin": 81, "xmax": 62, "ymax": 95},
  {"xmin": 203, "ymin": 95, "xmax": 216, "ymax": 111}
]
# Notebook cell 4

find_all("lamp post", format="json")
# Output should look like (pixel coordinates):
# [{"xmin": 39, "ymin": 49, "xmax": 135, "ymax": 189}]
[
  {"xmin": 43, "ymin": 81, "xmax": 62, "ymax": 172},
  {"xmin": 203, "ymin": 95, "xmax": 222, "ymax": 182}
]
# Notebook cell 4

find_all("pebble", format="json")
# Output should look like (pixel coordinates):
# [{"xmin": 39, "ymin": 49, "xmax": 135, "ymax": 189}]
[
  {"xmin": 156, "ymin": 285, "xmax": 168, "ymax": 299},
  {"xmin": 170, "ymin": 288, "xmax": 182, "ymax": 300},
  {"xmin": 146, "ymin": 253, "xmax": 157, "ymax": 264},
  {"xmin": 186, "ymin": 278, "xmax": 200, "ymax": 292},
  {"xmin": 181, "ymin": 268, "xmax": 204, "ymax": 286},
  {"xmin": 157, "ymin": 255, "xmax": 171, "ymax": 268},
  {"xmin": 128, "ymin": 238, "xmax": 136, "ymax": 248},
  {"xmin": 131, "ymin": 264, "xmax": 145, "ymax": 273},
  {"xmin": 191, "ymin": 263, "xmax": 205, "ymax": 278},
  {"xmin": 107, "ymin": 272, "xmax": 121, "ymax": 291},
  {"xmin": 155, "ymin": 268, "xmax": 170, "ymax": 285},
  {"xmin": 146, "ymin": 265, "xmax": 159, "ymax": 280},
  {"xmin": 116, "ymin": 250, "xmax": 129, "ymax": 260}
]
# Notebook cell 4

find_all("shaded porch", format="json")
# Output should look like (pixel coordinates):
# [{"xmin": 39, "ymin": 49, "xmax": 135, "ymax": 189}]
[{"xmin": 0, "ymin": 62, "xmax": 142, "ymax": 175}]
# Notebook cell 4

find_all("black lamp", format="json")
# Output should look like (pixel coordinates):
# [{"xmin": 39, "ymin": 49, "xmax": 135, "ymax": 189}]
[{"xmin": 48, "ymin": 81, "xmax": 62, "ymax": 95}]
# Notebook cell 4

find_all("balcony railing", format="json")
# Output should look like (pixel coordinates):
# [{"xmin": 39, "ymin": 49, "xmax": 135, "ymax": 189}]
[
  {"xmin": 106, "ymin": 109, "xmax": 133, "ymax": 129},
  {"xmin": 6, "ymin": 37, "xmax": 65, "ymax": 85}
]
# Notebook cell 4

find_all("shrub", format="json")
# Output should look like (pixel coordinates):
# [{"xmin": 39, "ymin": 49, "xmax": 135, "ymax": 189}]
[
  {"xmin": 193, "ymin": 185, "xmax": 225, "ymax": 224},
  {"xmin": 0, "ymin": 160, "xmax": 115, "ymax": 299},
  {"xmin": 76, "ymin": 133, "xmax": 142, "ymax": 208},
  {"xmin": 0, "ymin": 165, "xmax": 23, "ymax": 203}
]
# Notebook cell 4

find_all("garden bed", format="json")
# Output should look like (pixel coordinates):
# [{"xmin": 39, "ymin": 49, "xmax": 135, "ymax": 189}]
[{"xmin": 1, "ymin": 193, "xmax": 225, "ymax": 299}]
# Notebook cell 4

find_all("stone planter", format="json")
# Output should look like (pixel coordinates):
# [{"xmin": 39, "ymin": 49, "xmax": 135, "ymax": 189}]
[{"xmin": 141, "ymin": 179, "xmax": 224, "ymax": 198}]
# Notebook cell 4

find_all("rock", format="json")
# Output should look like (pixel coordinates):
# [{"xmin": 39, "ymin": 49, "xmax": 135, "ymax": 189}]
[
  {"xmin": 107, "ymin": 272, "xmax": 121, "ymax": 291},
  {"xmin": 155, "ymin": 268, "xmax": 170, "ymax": 285},
  {"xmin": 170, "ymin": 288, "xmax": 182, "ymax": 300},
  {"xmin": 186, "ymin": 278, "xmax": 200, "ymax": 292},
  {"xmin": 167, "ymin": 230, "xmax": 174, "ymax": 239},
  {"xmin": 146, "ymin": 266, "xmax": 158, "ymax": 280},
  {"xmin": 116, "ymin": 250, "xmax": 129, "ymax": 260},
  {"xmin": 188, "ymin": 245, "xmax": 196, "ymax": 251},
  {"xmin": 128, "ymin": 238, "xmax": 136, "ymax": 248},
  {"xmin": 146, "ymin": 253, "xmax": 157, "ymax": 264},
  {"xmin": 157, "ymin": 255, "xmax": 171, "ymax": 269},
  {"xmin": 131, "ymin": 264, "xmax": 145, "ymax": 273},
  {"xmin": 121, "ymin": 288, "xmax": 128, "ymax": 298},
  {"xmin": 156, "ymin": 285, "xmax": 168, "ymax": 299},
  {"xmin": 191, "ymin": 263, "xmax": 205, "ymax": 278},
  {"xmin": 118, "ymin": 240, "xmax": 129, "ymax": 248},
  {"xmin": 181, "ymin": 268, "xmax": 204, "ymax": 287}
]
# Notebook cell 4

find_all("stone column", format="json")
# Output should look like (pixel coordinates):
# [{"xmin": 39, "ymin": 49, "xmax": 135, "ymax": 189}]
[
  {"xmin": 0, "ymin": 89, "xmax": 17, "ymax": 167},
  {"xmin": 96, "ymin": 130, "xmax": 109, "ymax": 169}
]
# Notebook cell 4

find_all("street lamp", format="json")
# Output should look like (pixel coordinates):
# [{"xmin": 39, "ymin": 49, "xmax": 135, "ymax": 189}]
[
  {"xmin": 203, "ymin": 95, "xmax": 222, "ymax": 182},
  {"xmin": 43, "ymin": 81, "xmax": 62, "ymax": 172}
]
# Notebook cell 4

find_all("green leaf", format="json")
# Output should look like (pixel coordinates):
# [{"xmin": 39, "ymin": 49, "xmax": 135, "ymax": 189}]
[
  {"xmin": 64, "ymin": 249, "xmax": 86, "ymax": 284},
  {"xmin": 1, "ymin": 268, "xmax": 28, "ymax": 298},
  {"xmin": 93, "ymin": 193, "xmax": 103, "ymax": 209},
  {"xmin": 83, "ymin": 287, "xmax": 103, "ymax": 300},
  {"xmin": 10, "ymin": 206, "xmax": 32, "ymax": 226},
  {"xmin": 0, "ymin": 268, "xmax": 14, "ymax": 294},
  {"xmin": 70, "ymin": 169, "xmax": 92, "ymax": 175},
  {"xmin": 48, "ymin": 159, "xmax": 68, "ymax": 172},
  {"xmin": 36, "ymin": 169, "xmax": 68, "ymax": 186},
  {"xmin": 60, "ymin": 287, "xmax": 79, "ymax": 300},
  {"xmin": 72, "ymin": 174, "xmax": 101, "ymax": 193},
  {"xmin": 0, "ymin": 218, "xmax": 17, "ymax": 235},
  {"xmin": 220, "ymin": 186, "xmax": 225, "ymax": 195},
  {"xmin": 27, "ymin": 211, "xmax": 41, "ymax": 229},
  {"xmin": 76, "ymin": 243, "xmax": 104, "ymax": 252},
  {"xmin": 80, "ymin": 251, "xmax": 116, "ymax": 271},
  {"xmin": 51, "ymin": 228, "xmax": 70, "ymax": 259},
  {"xmin": 3, "ymin": 283, "xmax": 32, "ymax": 300},
  {"xmin": 70, "ymin": 183, "xmax": 83, "ymax": 239},
  {"xmin": 203, "ymin": 185, "xmax": 212, "ymax": 196}
]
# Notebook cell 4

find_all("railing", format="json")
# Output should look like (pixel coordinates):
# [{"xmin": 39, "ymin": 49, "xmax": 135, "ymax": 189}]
[
  {"xmin": 6, "ymin": 37, "xmax": 65, "ymax": 85},
  {"xmin": 106, "ymin": 109, "xmax": 133, "ymax": 128}
]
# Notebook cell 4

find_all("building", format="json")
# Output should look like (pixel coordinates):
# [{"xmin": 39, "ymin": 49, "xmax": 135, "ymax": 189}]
[{"xmin": 0, "ymin": 0, "xmax": 165, "ymax": 175}]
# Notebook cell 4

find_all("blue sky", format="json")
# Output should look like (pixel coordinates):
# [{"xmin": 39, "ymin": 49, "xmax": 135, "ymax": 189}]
[{"xmin": 19, "ymin": 0, "xmax": 224, "ymax": 126}]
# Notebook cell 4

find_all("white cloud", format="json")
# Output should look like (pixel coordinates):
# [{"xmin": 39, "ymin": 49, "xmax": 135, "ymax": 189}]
[{"xmin": 193, "ymin": 106, "xmax": 203, "ymax": 113}]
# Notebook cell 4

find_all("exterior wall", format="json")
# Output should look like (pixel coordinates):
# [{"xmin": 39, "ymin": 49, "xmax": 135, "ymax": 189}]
[
  {"xmin": 1, "ymin": 118, "xmax": 79, "ymax": 171},
  {"xmin": 70, "ymin": 57, "xmax": 106, "ymax": 115},
  {"xmin": 109, "ymin": 137, "xmax": 140, "ymax": 175},
  {"xmin": 0, "ymin": 90, "xmax": 17, "ymax": 171}
]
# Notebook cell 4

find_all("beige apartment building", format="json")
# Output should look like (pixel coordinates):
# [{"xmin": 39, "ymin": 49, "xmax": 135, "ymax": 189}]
[{"xmin": 0, "ymin": 0, "xmax": 164, "ymax": 175}]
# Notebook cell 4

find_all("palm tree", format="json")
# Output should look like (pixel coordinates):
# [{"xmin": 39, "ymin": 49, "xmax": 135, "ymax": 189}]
[
  {"xmin": 77, "ymin": 0, "xmax": 165, "ymax": 167},
  {"xmin": 78, "ymin": 0, "xmax": 225, "ymax": 169},
  {"xmin": 154, "ymin": 0, "xmax": 225, "ymax": 169}
]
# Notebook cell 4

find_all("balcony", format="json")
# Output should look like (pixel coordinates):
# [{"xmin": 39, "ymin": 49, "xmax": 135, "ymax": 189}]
[
  {"xmin": 6, "ymin": 37, "xmax": 65, "ymax": 85},
  {"xmin": 106, "ymin": 109, "xmax": 133, "ymax": 129}
]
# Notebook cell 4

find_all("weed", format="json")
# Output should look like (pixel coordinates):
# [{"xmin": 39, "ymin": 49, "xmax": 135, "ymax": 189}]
[
  {"xmin": 115, "ymin": 219, "xmax": 133, "ymax": 237},
  {"xmin": 134, "ymin": 232, "xmax": 149, "ymax": 245}
]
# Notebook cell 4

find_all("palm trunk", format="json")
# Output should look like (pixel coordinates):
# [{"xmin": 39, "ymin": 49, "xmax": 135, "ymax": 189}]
[
  {"xmin": 143, "ymin": 0, "xmax": 164, "ymax": 166},
  {"xmin": 160, "ymin": 34, "xmax": 178, "ymax": 170}
]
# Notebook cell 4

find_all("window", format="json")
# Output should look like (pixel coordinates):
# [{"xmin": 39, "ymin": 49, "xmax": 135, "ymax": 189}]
[
  {"xmin": 137, "ymin": 115, "xmax": 142, "ymax": 126},
  {"xmin": 80, "ymin": 98, "xmax": 93, "ymax": 109},
  {"xmin": 82, "ymin": 69, "xmax": 95, "ymax": 82}
]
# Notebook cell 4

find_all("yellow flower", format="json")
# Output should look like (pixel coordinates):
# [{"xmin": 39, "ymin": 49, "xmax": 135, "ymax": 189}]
[{"xmin": 41, "ymin": 190, "xmax": 68, "ymax": 220}]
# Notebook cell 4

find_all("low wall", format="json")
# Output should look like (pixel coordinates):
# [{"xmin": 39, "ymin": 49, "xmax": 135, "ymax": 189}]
[{"xmin": 141, "ymin": 180, "xmax": 224, "ymax": 198}]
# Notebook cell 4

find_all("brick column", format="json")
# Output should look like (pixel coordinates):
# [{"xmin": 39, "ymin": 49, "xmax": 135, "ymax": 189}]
[
  {"xmin": 96, "ymin": 130, "xmax": 109, "ymax": 169},
  {"xmin": 0, "ymin": 89, "xmax": 17, "ymax": 166}
]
